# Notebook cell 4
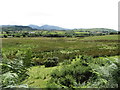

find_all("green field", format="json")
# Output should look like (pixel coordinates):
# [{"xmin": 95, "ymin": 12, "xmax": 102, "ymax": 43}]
[
  {"xmin": 81, "ymin": 35, "xmax": 119, "ymax": 40},
  {"xmin": 2, "ymin": 35, "xmax": 119, "ymax": 63},
  {"xmin": 1, "ymin": 35, "xmax": 120, "ymax": 88}
]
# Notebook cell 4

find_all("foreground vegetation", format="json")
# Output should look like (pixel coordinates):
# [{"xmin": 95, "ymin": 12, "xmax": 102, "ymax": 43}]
[
  {"xmin": 23, "ymin": 56, "xmax": 120, "ymax": 88},
  {"xmin": 1, "ymin": 34, "xmax": 120, "ymax": 88}
]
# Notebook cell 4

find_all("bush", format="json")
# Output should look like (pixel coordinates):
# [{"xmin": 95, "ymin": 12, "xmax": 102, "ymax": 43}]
[
  {"xmin": 1, "ymin": 58, "xmax": 29, "ymax": 88},
  {"xmin": 50, "ymin": 56, "xmax": 93, "ymax": 88},
  {"xmin": 3, "ymin": 35, "xmax": 7, "ymax": 38},
  {"xmin": 49, "ymin": 56, "xmax": 120, "ymax": 88},
  {"xmin": 0, "ymin": 72, "xmax": 18, "ymax": 87},
  {"xmin": 61, "ymin": 60, "xmax": 71, "ymax": 65},
  {"xmin": 22, "ymin": 50, "xmax": 33, "ymax": 67},
  {"xmin": 44, "ymin": 57, "xmax": 59, "ymax": 67}
]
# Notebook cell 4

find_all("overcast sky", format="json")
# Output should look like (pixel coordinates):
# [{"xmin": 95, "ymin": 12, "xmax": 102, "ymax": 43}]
[{"xmin": 0, "ymin": 0, "xmax": 119, "ymax": 30}]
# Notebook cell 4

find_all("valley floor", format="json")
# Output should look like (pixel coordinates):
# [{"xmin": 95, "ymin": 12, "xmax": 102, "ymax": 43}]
[{"xmin": 1, "ymin": 35, "xmax": 120, "ymax": 88}]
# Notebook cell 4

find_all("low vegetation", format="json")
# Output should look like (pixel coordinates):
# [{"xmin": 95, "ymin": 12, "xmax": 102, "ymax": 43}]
[
  {"xmin": 22, "ymin": 56, "xmax": 120, "ymax": 88},
  {"xmin": 1, "ymin": 30, "xmax": 120, "ymax": 88}
]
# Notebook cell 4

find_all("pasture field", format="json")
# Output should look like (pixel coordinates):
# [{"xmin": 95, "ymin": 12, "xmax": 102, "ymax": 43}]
[
  {"xmin": 2, "ymin": 35, "xmax": 120, "ymax": 64},
  {"xmin": 1, "ymin": 35, "xmax": 120, "ymax": 88},
  {"xmin": 81, "ymin": 35, "xmax": 119, "ymax": 40}
]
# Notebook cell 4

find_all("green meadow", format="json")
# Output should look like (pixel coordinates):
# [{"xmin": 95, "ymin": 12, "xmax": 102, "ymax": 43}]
[{"xmin": 1, "ymin": 35, "xmax": 120, "ymax": 88}]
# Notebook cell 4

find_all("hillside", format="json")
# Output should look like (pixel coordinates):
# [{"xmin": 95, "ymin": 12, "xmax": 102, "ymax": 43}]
[
  {"xmin": 1, "ymin": 25, "xmax": 117, "ymax": 33},
  {"xmin": 29, "ymin": 24, "xmax": 69, "ymax": 30},
  {"xmin": 39, "ymin": 25, "xmax": 68, "ymax": 30},
  {"xmin": 1, "ymin": 25, "xmax": 34, "ymax": 31},
  {"xmin": 28, "ymin": 24, "xmax": 41, "ymax": 29},
  {"xmin": 74, "ymin": 28, "xmax": 117, "ymax": 32}
]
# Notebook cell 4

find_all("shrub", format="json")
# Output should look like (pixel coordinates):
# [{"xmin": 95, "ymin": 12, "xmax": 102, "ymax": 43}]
[
  {"xmin": 22, "ymin": 50, "xmax": 33, "ymax": 67},
  {"xmin": 0, "ymin": 72, "xmax": 18, "ymax": 87},
  {"xmin": 50, "ymin": 56, "xmax": 93, "ymax": 88},
  {"xmin": 44, "ymin": 57, "xmax": 59, "ymax": 67},
  {"xmin": 61, "ymin": 60, "xmax": 71, "ymax": 65},
  {"xmin": 1, "ymin": 58, "xmax": 29, "ymax": 88},
  {"xmin": 3, "ymin": 35, "xmax": 7, "ymax": 38}
]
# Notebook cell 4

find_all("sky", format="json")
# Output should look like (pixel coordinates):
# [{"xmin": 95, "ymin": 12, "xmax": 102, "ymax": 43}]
[{"xmin": 0, "ymin": 0, "xmax": 119, "ymax": 30}]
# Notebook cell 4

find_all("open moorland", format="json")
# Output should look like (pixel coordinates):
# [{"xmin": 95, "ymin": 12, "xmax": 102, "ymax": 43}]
[
  {"xmin": 0, "ymin": 25, "xmax": 120, "ymax": 88},
  {"xmin": 1, "ymin": 34, "xmax": 120, "ymax": 88}
]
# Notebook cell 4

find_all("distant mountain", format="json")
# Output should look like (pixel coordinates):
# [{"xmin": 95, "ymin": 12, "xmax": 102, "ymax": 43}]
[
  {"xmin": 28, "ymin": 24, "xmax": 41, "ymax": 29},
  {"xmin": 2, "ymin": 25, "xmax": 34, "ymax": 31},
  {"xmin": 29, "ymin": 24, "xmax": 69, "ymax": 30},
  {"xmin": 1, "ymin": 25, "xmax": 69, "ymax": 31},
  {"xmin": 1, "ymin": 25, "xmax": 117, "ymax": 33},
  {"xmin": 1, "ymin": 25, "xmax": 16, "ymax": 27},
  {"xmin": 39, "ymin": 25, "xmax": 68, "ymax": 30}
]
